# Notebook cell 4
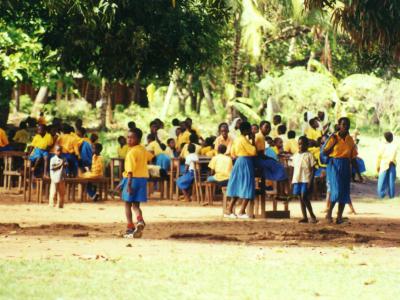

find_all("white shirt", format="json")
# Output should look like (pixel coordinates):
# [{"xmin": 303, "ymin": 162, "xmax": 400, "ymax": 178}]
[
  {"xmin": 291, "ymin": 152, "xmax": 316, "ymax": 184},
  {"xmin": 185, "ymin": 153, "xmax": 199, "ymax": 171},
  {"xmin": 50, "ymin": 155, "xmax": 65, "ymax": 183}
]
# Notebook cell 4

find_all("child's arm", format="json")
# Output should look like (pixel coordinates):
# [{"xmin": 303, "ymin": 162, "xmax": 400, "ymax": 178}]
[{"xmin": 127, "ymin": 172, "xmax": 133, "ymax": 195}]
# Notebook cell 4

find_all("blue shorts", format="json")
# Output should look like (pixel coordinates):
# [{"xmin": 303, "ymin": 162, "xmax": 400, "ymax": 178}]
[
  {"xmin": 293, "ymin": 183, "xmax": 308, "ymax": 195},
  {"xmin": 0, "ymin": 145, "xmax": 13, "ymax": 152},
  {"xmin": 29, "ymin": 148, "xmax": 49, "ymax": 162},
  {"xmin": 121, "ymin": 177, "xmax": 148, "ymax": 203},
  {"xmin": 207, "ymin": 176, "xmax": 228, "ymax": 187}
]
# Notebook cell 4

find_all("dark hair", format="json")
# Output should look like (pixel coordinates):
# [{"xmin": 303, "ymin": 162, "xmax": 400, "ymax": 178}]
[
  {"xmin": 308, "ymin": 118, "xmax": 316, "ymax": 127},
  {"xmin": 94, "ymin": 143, "xmax": 103, "ymax": 154},
  {"xmin": 298, "ymin": 136, "xmax": 309, "ymax": 147},
  {"xmin": 218, "ymin": 144, "xmax": 227, "ymax": 154},
  {"xmin": 117, "ymin": 136, "xmax": 126, "ymax": 144},
  {"xmin": 204, "ymin": 137, "xmax": 214, "ymax": 147},
  {"xmin": 218, "ymin": 122, "xmax": 229, "ymax": 131},
  {"xmin": 128, "ymin": 121, "xmax": 136, "ymax": 129},
  {"xmin": 265, "ymin": 136, "xmax": 273, "ymax": 143},
  {"xmin": 384, "ymin": 131, "xmax": 393, "ymax": 143},
  {"xmin": 239, "ymin": 121, "xmax": 251, "ymax": 134},
  {"xmin": 259, "ymin": 120, "xmax": 270, "ymax": 128},
  {"xmin": 172, "ymin": 118, "xmax": 180, "ymax": 126},
  {"xmin": 90, "ymin": 133, "xmax": 99, "ymax": 143},
  {"xmin": 338, "ymin": 117, "xmax": 350, "ymax": 132},
  {"xmin": 188, "ymin": 143, "xmax": 196, "ymax": 153},
  {"xmin": 19, "ymin": 121, "xmax": 27, "ymax": 129},
  {"xmin": 78, "ymin": 127, "xmax": 87, "ymax": 136},
  {"xmin": 252, "ymin": 124, "xmax": 259, "ymax": 129},
  {"xmin": 273, "ymin": 115, "xmax": 282, "ymax": 123},
  {"xmin": 167, "ymin": 138, "xmax": 175, "ymax": 145},
  {"xmin": 288, "ymin": 130, "xmax": 296, "ymax": 139},
  {"xmin": 277, "ymin": 124, "xmax": 287, "ymax": 135},
  {"xmin": 147, "ymin": 133, "xmax": 156, "ymax": 141},
  {"xmin": 131, "ymin": 128, "xmax": 143, "ymax": 141},
  {"xmin": 189, "ymin": 133, "xmax": 199, "ymax": 144}
]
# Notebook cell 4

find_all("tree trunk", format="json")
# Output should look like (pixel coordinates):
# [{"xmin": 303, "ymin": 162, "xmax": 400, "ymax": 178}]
[
  {"xmin": 286, "ymin": 37, "xmax": 296, "ymax": 63},
  {"xmin": 201, "ymin": 78, "xmax": 216, "ymax": 114},
  {"xmin": 187, "ymin": 74, "xmax": 197, "ymax": 112},
  {"xmin": 99, "ymin": 79, "xmax": 108, "ymax": 130},
  {"xmin": 324, "ymin": 32, "xmax": 333, "ymax": 73},
  {"xmin": 161, "ymin": 79, "xmax": 175, "ymax": 120},
  {"xmin": 32, "ymin": 86, "xmax": 48, "ymax": 116},
  {"xmin": 56, "ymin": 81, "xmax": 63, "ymax": 102},
  {"xmin": 0, "ymin": 79, "xmax": 13, "ymax": 128},
  {"xmin": 14, "ymin": 86, "xmax": 20, "ymax": 112},
  {"xmin": 196, "ymin": 91, "xmax": 203, "ymax": 114},
  {"xmin": 107, "ymin": 87, "xmax": 113, "ymax": 125},
  {"xmin": 176, "ymin": 87, "xmax": 187, "ymax": 114}
]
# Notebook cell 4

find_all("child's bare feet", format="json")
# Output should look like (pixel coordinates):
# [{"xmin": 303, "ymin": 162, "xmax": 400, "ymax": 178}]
[
  {"xmin": 298, "ymin": 218, "xmax": 308, "ymax": 223},
  {"xmin": 310, "ymin": 217, "xmax": 318, "ymax": 224},
  {"xmin": 325, "ymin": 215, "xmax": 333, "ymax": 224}
]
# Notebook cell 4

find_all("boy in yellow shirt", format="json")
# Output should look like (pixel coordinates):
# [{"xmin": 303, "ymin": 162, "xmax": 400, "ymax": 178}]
[
  {"xmin": 81, "ymin": 143, "xmax": 104, "ymax": 201},
  {"xmin": 29, "ymin": 124, "xmax": 53, "ymax": 177},
  {"xmin": 116, "ymin": 128, "xmax": 153, "ymax": 239},
  {"xmin": 284, "ymin": 131, "xmax": 298, "ymax": 154},
  {"xmin": 13, "ymin": 122, "xmax": 30, "ymax": 146},
  {"xmin": 207, "ymin": 145, "xmax": 233, "ymax": 186},
  {"xmin": 305, "ymin": 118, "xmax": 322, "ymax": 142},
  {"xmin": 57, "ymin": 125, "xmax": 80, "ymax": 177}
]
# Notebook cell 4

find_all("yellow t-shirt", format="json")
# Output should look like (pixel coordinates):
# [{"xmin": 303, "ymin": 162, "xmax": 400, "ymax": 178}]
[
  {"xmin": 377, "ymin": 142, "xmax": 398, "ymax": 173},
  {"xmin": 118, "ymin": 144, "xmax": 130, "ymax": 159},
  {"xmin": 214, "ymin": 135, "xmax": 233, "ymax": 155},
  {"xmin": 81, "ymin": 155, "xmax": 104, "ymax": 178},
  {"xmin": 176, "ymin": 131, "xmax": 191, "ymax": 149},
  {"xmin": 208, "ymin": 154, "xmax": 233, "ymax": 182},
  {"xmin": 200, "ymin": 146, "xmax": 212, "ymax": 156},
  {"xmin": 147, "ymin": 140, "xmax": 163, "ymax": 156},
  {"xmin": 284, "ymin": 138, "xmax": 299, "ymax": 154},
  {"xmin": 13, "ymin": 129, "xmax": 30, "ymax": 144},
  {"xmin": 123, "ymin": 145, "xmax": 154, "ymax": 178},
  {"xmin": 231, "ymin": 135, "xmax": 256, "ymax": 157},
  {"xmin": 31, "ymin": 133, "xmax": 53, "ymax": 150},
  {"xmin": 0, "ymin": 128, "xmax": 9, "ymax": 147},
  {"xmin": 305, "ymin": 128, "xmax": 322, "ymax": 141},
  {"xmin": 255, "ymin": 131, "xmax": 266, "ymax": 152},
  {"xmin": 324, "ymin": 133, "xmax": 357, "ymax": 159},
  {"xmin": 57, "ymin": 133, "xmax": 80, "ymax": 156}
]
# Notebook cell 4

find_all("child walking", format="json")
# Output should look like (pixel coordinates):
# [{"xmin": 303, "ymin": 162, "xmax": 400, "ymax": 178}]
[
  {"xmin": 176, "ymin": 144, "xmax": 199, "ymax": 202},
  {"xmin": 49, "ymin": 145, "xmax": 66, "ymax": 208},
  {"xmin": 117, "ymin": 128, "xmax": 153, "ymax": 238},
  {"xmin": 377, "ymin": 132, "xmax": 397, "ymax": 198},
  {"xmin": 291, "ymin": 136, "xmax": 318, "ymax": 223}
]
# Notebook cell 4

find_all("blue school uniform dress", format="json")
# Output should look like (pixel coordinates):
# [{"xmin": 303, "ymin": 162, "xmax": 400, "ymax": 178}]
[
  {"xmin": 120, "ymin": 145, "xmax": 153, "ymax": 203},
  {"xmin": 227, "ymin": 135, "xmax": 256, "ymax": 200},
  {"xmin": 176, "ymin": 153, "xmax": 198, "ymax": 191},
  {"xmin": 352, "ymin": 157, "xmax": 366, "ymax": 175},
  {"xmin": 377, "ymin": 142, "xmax": 397, "ymax": 199},
  {"xmin": 324, "ymin": 133, "xmax": 357, "ymax": 204}
]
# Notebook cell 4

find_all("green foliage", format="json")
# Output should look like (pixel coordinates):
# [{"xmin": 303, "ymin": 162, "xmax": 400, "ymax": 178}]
[
  {"xmin": 9, "ymin": 95, "xmax": 33, "ymax": 115},
  {"xmin": 43, "ymin": 99, "xmax": 98, "ymax": 124}
]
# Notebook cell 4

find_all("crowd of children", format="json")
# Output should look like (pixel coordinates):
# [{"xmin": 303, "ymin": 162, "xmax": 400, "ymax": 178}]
[{"xmin": 1, "ymin": 108, "xmax": 398, "ymax": 238}]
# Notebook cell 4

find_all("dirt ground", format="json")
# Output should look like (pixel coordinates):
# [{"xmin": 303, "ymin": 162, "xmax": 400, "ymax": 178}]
[{"xmin": 1, "ymin": 178, "xmax": 400, "ymax": 259}]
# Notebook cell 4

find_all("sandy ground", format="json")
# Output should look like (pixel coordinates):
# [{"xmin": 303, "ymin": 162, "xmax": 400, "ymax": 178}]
[{"xmin": 1, "ymin": 179, "xmax": 400, "ymax": 259}]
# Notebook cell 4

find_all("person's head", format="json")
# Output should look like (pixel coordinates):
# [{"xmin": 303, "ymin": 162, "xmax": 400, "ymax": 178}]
[
  {"xmin": 40, "ymin": 111, "xmax": 44, "ymax": 117},
  {"xmin": 321, "ymin": 134, "xmax": 328, "ymax": 145},
  {"xmin": 384, "ymin": 131, "xmax": 393, "ymax": 143},
  {"xmin": 37, "ymin": 124, "xmax": 46, "ymax": 136},
  {"xmin": 172, "ymin": 118, "xmax": 180, "ymax": 127},
  {"xmin": 219, "ymin": 123, "xmax": 229, "ymax": 139},
  {"xmin": 185, "ymin": 118, "xmax": 193, "ymax": 127},
  {"xmin": 76, "ymin": 127, "xmax": 86, "ymax": 138},
  {"xmin": 55, "ymin": 145, "xmax": 62, "ymax": 157},
  {"xmin": 318, "ymin": 111, "xmax": 325, "ymax": 121},
  {"xmin": 266, "ymin": 136, "xmax": 274, "ymax": 146},
  {"xmin": 118, "ymin": 136, "xmax": 126, "ymax": 147},
  {"xmin": 204, "ymin": 137, "xmax": 214, "ymax": 147},
  {"xmin": 180, "ymin": 121, "xmax": 187, "ymax": 131},
  {"xmin": 239, "ymin": 121, "xmax": 252, "ymax": 136},
  {"xmin": 167, "ymin": 138, "xmax": 176, "ymax": 149},
  {"xmin": 337, "ymin": 117, "xmax": 350, "ymax": 136},
  {"xmin": 49, "ymin": 125, "xmax": 58, "ymax": 137},
  {"xmin": 19, "ymin": 121, "xmax": 27, "ymax": 130},
  {"xmin": 298, "ymin": 136, "xmax": 309, "ymax": 152},
  {"xmin": 288, "ymin": 130, "xmax": 296, "ymax": 139},
  {"xmin": 127, "ymin": 128, "xmax": 143, "ymax": 147},
  {"xmin": 128, "ymin": 121, "xmax": 136, "ymax": 130},
  {"xmin": 235, "ymin": 118, "xmax": 242, "ymax": 130},
  {"xmin": 147, "ymin": 133, "xmax": 156, "ymax": 143},
  {"xmin": 274, "ymin": 137, "xmax": 283, "ymax": 149},
  {"xmin": 259, "ymin": 120, "xmax": 271, "ymax": 136},
  {"xmin": 251, "ymin": 124, "xmax": 259, "ymax": 135},
  {"xmin": 61, "ymin": 123, "xmax": 70, "ymax": 134},
  {"xmin": 218, "ymin": 144, "xmax": 227, "ymax": 154},
  {"xmin": 90, "ymin": 133, "xmax": 99, "ymax": 144},
  {"xmin": 26, "ymin": 117, "xmax": 37, "ymax": 128},
  {"xmin": 277, "ymin": 124, "xmax": 287, "ymax": 135},
  {"xmin": 188, "ymin": 143, "xmax": 196, "ymax": 154},
  {"xmin": 273, "ymin": 115, "xmax": 282, "ymax": 126},
  {"xmin": 150, "ymin": 121, "xmax": 158, "ymax": 134},
  {"xmin": 309, "ymin": 118, "xmax": 319, "ymax": 129},
  {"xmin": 154, "ymin": 118, "xmax": 164, "ymax": 129},
  {"xmin": 189, "ymin": 133, "xmax": 199, "ymax": 145},
  {"xmin": 93, "ymin": 143, "xmax": 103, "ymax": 156},
  {"xmin": 75, "ymin": 119, "xmax": 83, "ymax": 130}
]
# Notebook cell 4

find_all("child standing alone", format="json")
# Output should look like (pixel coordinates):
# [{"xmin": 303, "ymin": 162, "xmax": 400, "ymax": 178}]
[
  {"xmin": 377, "ymin": 132, "xmax": 397, "ymax": 198},
  {"xmin": 49, "ymin": 145, "xmax": 66, "ymax": 208},
  {"xmin": 117, "ymin": 128, "xmax": 153, "ymax": 239},
  {"xmin": 176, "ymin": 144, "xmax": 199, "ymax": 202},
  {"xmin": 291, "ymin": 136, "xmax": 318, "ymax": 223}
]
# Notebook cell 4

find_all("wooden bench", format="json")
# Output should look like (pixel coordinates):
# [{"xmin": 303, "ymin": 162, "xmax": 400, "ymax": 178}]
[
  {"xmin": 0, "ymin": 151, "xmax": 27, "ymax": 194},
  {"xmin": 110, "ymin": 158, "xmax": 124, "ymax": 193}
]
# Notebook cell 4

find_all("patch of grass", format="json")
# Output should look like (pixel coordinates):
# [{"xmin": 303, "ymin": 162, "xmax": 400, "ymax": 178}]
[{"xmin": 1, "ymin": 247, "xmax": 400, "ymax": 299}]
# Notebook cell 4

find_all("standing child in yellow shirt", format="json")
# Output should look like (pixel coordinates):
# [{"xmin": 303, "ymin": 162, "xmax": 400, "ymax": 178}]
[
  {"xmin": 116, "ymin": 128, "xmax": 153, "ymax": 239},
  {"xmin": 377, "ymin": 132, "xmax": 397, "ymax": 199}
]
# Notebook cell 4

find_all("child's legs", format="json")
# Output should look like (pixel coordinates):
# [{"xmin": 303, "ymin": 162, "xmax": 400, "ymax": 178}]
[
  {"xmin": 227, "ymin": 197, "xmax": 238, "ymax": 214},
  {"xmin": 327, "ymin": 201, "xmax": 336, "ymax": 218},
  {"xmin": 131, "ymin": 202, "xmax": 144, "ymax": 222},
  {"xmin": 388, "ymin": 165, "xmax": 396, "ymax": 198},
  {"xmin": 182, "ymin": 189, "xmax": 190, "ymax": 201},
  {"xmin": 125, "ymin": 202, "xmax": 134, "ymax": 227},
  {"xmin": 238, "ymin": 199, "xmax": 250, "ymax": 215},
  {"xmin": 57, "ymin": 182, "xmax": 65, "ymax": 208},
  {"xmin": 377, "ymin": 171, "xmax": 389, "ymax": 198},
  {"xmin": 43, "ymin": 155, "xmax": 49, "ymax": 176},
  {"xmin": 302, "ymin": 192, "xmax": 316, "ymax": 219},
  {"xmin": 49, "ymin": 182, "xmax": 57, "ymax": 206},
  {"xmin": 337, "ymin": 203, "xmax": 345, "ymax": 220}
]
